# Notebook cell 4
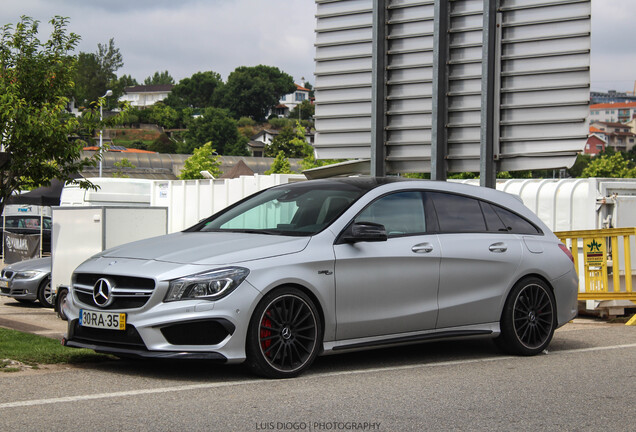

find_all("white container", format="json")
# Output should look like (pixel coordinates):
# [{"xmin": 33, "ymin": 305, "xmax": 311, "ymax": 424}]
[
  {"xmin": 454, "ymin": 178, "xmax": 636, "ymax": 232},
  {"xmin": 60, "ymin": 178, "xmax": 153, "ymax": 207},
  {"xmin": 51, "ymin": 206, "xmax": 168, "ymax": 293},
  {"xmin": 1, "ymin": 204, "xmax": 52, "ymax": 218},
  {"xmin": 151, "ymin": 174, "xmax": 305, "ymax": 233}
]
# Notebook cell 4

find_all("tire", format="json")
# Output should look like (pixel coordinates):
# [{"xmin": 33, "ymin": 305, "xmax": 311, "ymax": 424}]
[
  {"xmin": 496, "ymin": 277, "xmax": 556, "ymax": 356},
  {"xmin": 37, "ymin": 276, "xmax": 54, "ymax": 308},
  {"xmin": 245, "ymin": 287, "xmax": 322, "ymax": 378},
  {"xmin": 56, "ymin": 288, "xmax": 69, "ymax": 321}
]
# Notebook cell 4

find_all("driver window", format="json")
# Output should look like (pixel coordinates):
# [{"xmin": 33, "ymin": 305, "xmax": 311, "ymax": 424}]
[{"xmin": 355, "ymin": 191, "xmax": 426, "ymax": 236}]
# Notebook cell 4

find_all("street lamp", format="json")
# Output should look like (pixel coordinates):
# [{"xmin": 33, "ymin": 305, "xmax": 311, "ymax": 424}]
[{"xmin": 99, "ymin": 89, "xmax": 113, "ymax": 177}]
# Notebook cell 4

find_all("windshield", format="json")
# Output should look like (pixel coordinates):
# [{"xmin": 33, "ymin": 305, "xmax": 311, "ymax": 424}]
[{"xmin": 197, "ymin": 184, "xmax": 364, "ymax": 236}]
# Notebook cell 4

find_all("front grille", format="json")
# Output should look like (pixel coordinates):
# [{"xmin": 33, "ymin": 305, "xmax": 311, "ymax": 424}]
[
  {"xmin": 1, "ymin": 287, "xmax": 10, "ymax": 294},
  {"xmin": 1, "ymin": 270, "xmax": 14, "ymax": 279},
  {"xmin": 73, "ymin": 273, "xmax": 156, "ymax": 310},
  {"xmin": 70, "ymin": 319, "xmax": 147, "ymax": 350}
]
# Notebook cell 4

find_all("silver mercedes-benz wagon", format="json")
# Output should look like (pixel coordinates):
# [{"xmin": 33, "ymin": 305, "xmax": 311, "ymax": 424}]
[{"xmin": 63, "ymin": 178, "xmax": 578, "ymax": 378}]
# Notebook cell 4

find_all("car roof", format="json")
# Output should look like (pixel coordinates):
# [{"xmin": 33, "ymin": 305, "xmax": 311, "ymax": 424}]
[{"xmin": 273, "ymin": 177, "xmax": 552, "ymax": 235}]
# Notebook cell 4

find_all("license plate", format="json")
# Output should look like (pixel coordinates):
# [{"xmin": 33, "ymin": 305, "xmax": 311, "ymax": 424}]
[
  {"xmin": 79, "ymin": 309, "xmax": 126, "ymax": 331},
  {"xmin": 0, "ymin": 280, "xmax": 8, "ymax": 288}
]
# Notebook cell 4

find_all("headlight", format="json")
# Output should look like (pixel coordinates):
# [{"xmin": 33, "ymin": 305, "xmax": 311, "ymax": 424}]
[
  {"xmin": 164, "ymin": 267, "xmax": 249, "ymax": 302},
  {"xmin": 13, "ymin": 271, "xmax": 45, "ymax": 280}
]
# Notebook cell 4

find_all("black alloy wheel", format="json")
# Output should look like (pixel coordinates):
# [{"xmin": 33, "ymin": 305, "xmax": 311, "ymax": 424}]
[
  {"xmin": 496, "ymin": 277, "xmax": 556, "ymax": 356},
  {"xmin": 246, "ymin": 288, "xmax": 321, "ymax": 378}
]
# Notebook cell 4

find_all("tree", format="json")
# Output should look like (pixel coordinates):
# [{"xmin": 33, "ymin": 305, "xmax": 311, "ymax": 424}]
[
  {"xmin": 73, "ymin": 38, "xmax": 123, "ymax": 108},
  {"xmin": 112, "ymin": 73, "xmax": 138, "ymax": 105},
  {"xmin": 144, "ymin": 70, "xmax": 174, "ymax": 85},
  {"xmin": 268, "ymin": 117, "xmax": 294, "ymax": 129},
  {"xmin": 148, "ymin": 134, "xmax": 177, "ymax": 153},
  {"xmin": 265, "ymin": 151, "xmax": 294, "ymax": 174},
  {"xmin": 581, "ymin": 152, "xmax": 636, "ymax": 178},
  {"xmin": 224, "ymin": 134, "xmax": 249, "ymax": 156},
  {"xmin": 164, "ymin": 71, "xmax": 223, "ymax": 109},
  {"xmin": 113, "ymin": 158, "xmax": 135, "ymax": 178},
  {"xmin": 289, "ymin": 99, "xmax": 315, "ymax": 121},
  {"xmin": 181, "ymin": 107, "xmax": 245, "ymax": 155},
  {"xmin": 265, "ymin": 122, "xmax": 312, "ymax": 158},
  {"xmin": 147, "ymin": 103, "xmax": 180, "ymax": 129},
  {"xmin": 300, "ymin": 153, "xmax": 344, "ymax": 171},
  {"xmin": 567, "ymin": 153, "xmax": 591, "ymax": 178},
  {"xmin": 218, "ymin": 65, "xmax": 295, "ymax": 121},
  {"xmin": 0, "ymin": 16, "xmax": 102, "ymax": 216},
  {"xmin": 73, "ymin": 53, "xmax": 101, "ymax": 108},
  {"xmin": 179, "ymin": 142, "xmax": 222, "ymax": 179},
  {"xmin": 97, "ymin": 39, "xmax": 124, "ymax": 82},
  {"xmin": 303, "ymin": 81, "xmax": 315, "ymax": 98}
]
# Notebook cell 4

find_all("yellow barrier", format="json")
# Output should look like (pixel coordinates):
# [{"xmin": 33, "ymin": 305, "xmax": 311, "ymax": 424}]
[{"xmin": 555, "ymin": 228, "xmax": 636, "ymax": 301}]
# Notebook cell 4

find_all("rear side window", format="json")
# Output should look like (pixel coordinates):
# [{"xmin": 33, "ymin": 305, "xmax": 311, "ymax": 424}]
[
  {"xmin": 428, "ymin": 192, "xmax": 486, "ymax": 232},
  {"xmin": 428, "ymin": 192, "xmax": 541, "ymax": 235},
  {"xmin": 480, "ymin": 202, "xmax": 508, "ymax": 232},
  {"xmin": 491, "ymin": 204, "xmax": 541, "ymax": 235}
]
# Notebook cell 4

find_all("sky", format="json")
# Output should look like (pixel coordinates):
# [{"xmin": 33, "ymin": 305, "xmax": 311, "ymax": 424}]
[
  {"xmin": 0, "ymin": 0, "xmax": 633, "ymax": 92},
  {"xmin": 0, "ymin": 0, "xmax": 318, "ymax": 84}
]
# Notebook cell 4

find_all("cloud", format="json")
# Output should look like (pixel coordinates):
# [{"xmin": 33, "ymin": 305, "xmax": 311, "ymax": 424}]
[
  {"xmin": 591, "ymin": 0, "xmax": 636, "ymax": 92},
  {"xmin": 3, "ymin": 0, "xmax": 632, "ymax": 92},
  {"xmin": 0, "ymin": 0, "xmax": 316, "ymax": 84}
]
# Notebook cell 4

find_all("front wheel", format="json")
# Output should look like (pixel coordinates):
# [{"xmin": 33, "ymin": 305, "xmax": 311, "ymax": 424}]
[
  {"xmin": 246, "ymin": 287, "xmax": 322, "ymax": 378},
  {"xmin": 55, "ymin": 288, "xmax": 69, "ymax": 321},
  {"xmin": 496, "ymin": 277, "xmax": 556, "ymax": 356},
  {"xmin": 37, "ymin": 276, "xmax": 54, "ymax": 308}
]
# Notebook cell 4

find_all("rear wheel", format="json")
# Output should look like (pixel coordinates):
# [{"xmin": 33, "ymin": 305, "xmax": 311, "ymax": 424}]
[
  {"xmin": 496, "ymin": 277, "xmax": 556, "ymax": 355},
  {"xmin": 246, "ymin": 287, "xmax": 321, "ymax": 378},
  {"xmin": 37, "ymin": 276, "xmax": 54, "ymax": 308}
]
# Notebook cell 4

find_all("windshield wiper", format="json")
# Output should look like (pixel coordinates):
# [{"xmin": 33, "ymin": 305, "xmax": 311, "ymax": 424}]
[{"xmin": 235, "ymin": 229, "xmax": 279, "ymax": 235}]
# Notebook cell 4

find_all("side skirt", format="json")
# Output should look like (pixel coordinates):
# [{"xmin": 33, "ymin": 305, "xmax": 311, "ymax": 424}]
[{"xmin": 323, "ymin": 323, "xmax": 500, "ymax": 354}]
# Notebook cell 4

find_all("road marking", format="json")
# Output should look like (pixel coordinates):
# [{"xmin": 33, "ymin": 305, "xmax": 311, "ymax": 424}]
[
  {"xmin": 2, "ymin": 342, "xmax": 636, "ymax": 409},
  {"xmin": 0, "ymin": 380, "xmax": 268, "ymax": 409}
]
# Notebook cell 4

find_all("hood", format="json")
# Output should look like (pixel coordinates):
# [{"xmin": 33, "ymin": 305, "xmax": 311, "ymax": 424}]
[
  {"xmin": 5, "ymin": 256, "xmax": 51, "ymax": 272},
  {"xmin": 96, "ymin": 232, "xmax": 311, "ymax": 265}
]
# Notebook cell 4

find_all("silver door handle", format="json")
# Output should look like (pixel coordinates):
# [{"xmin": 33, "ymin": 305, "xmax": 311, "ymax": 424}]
[
  {"xmin": 489, "ymin": 242, "xmax": 507, "ymax": 253},
  {"xmin": 412, "ymin": 243, "xmax": 434, "ymax": 253}
]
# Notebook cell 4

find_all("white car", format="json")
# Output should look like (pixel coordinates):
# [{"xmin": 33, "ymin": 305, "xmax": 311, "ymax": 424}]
[{"xmin": 63, "ymin": 178, "xmax": 578, "ymax": 378}]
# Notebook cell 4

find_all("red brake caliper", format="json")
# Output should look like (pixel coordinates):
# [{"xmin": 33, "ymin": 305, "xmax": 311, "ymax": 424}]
[{"xmin": 260, "ymin": 314, "xmax": 272, "ymax": 356}]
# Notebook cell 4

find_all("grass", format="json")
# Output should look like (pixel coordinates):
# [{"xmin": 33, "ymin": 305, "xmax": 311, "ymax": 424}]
[{"xmin": 0, "ymin": 327, "xmax": 112, "ymax": 372}]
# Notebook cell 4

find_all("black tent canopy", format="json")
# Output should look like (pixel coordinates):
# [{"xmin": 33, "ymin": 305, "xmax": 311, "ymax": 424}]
[
  {"xmin": 6, "ymin": 178, "xmax": 72, "ymax": 206},
  {"xmin": 1, "ymin": 179, "xmax": 71, "ymax": 260}
]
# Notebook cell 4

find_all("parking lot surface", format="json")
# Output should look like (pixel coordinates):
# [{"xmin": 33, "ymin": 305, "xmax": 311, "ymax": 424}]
[
  {"xmin": 0, "ymin": 295, "xmax": 66, "ymax": 340},
  {"xmin": 1, "ymin": 295, "xmax": 635, "ymax": 431}
]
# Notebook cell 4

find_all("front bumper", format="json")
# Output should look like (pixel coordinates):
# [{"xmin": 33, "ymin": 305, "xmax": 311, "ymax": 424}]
[
  {"xmin": 62, "ymin": 333, "xmax": 228, "ymax": 361},
  {"xmin": 0, "ymin": 277, "xmax": 42, "ymax": 301},
  {"xmin": 63, "ymin": 266, "xmax": 262, "ymax": 364}
]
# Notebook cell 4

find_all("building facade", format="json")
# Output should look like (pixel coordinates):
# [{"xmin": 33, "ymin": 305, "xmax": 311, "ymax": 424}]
[
  {"xmin": 590, "ymin": 90, "xmax": 636, "ymax": 105},
  {"xmin": 589, "ymin": 121, "xmax": 636, "ymax": 152},
  {"xmin": 119, "ymin": 84, "xmax": 174, "ymax": 108},
  {"xmin": 590, "ymin": 102, "xmax": 636, "ymax": 123},
  {"xmin": 272, "ymin": 84, "xmax": 311, "ymax": 117}
]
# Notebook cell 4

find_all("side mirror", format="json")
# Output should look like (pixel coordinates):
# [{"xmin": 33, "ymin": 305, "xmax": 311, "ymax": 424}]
[{"xmin": 342, "ymin": 221, "xmax": 388, "ymax": 243}]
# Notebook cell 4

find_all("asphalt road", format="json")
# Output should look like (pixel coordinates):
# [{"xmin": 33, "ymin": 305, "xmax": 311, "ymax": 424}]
[{"xmin": 1, "ymin": 296, "xmax": 635, "ymax": 431}]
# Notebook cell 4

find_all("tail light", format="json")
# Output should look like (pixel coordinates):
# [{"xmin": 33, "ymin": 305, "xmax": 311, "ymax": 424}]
[{"xmin": 558, "ymin": 243, "xmax": 574, "ymax": 263}]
